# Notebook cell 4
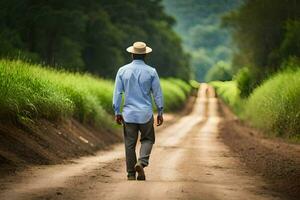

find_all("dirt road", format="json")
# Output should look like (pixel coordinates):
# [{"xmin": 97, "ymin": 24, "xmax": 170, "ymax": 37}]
[{"xmin": 0, "ymin": 84, "xmax": 285, "ymax": 200}]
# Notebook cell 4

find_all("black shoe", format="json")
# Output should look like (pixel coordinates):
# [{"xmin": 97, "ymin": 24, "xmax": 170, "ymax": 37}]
[{"xmin": 135, "ymin": 163, "xmax": 146, "ymax": 181}]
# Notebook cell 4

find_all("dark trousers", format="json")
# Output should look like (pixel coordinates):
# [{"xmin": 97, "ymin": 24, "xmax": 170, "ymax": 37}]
[{"xmin": 123, "ymin": 116, "xmax": 155, "ymax": 175}]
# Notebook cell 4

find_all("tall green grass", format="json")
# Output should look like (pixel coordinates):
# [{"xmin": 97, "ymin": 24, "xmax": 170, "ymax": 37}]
[
  {"xmin": 161, "ymin": 78, "xmax": 192, "ymax": 111},
  {"xmin": 244, "ymin": 70, "xmax": 300, "ymax": 139},
  {"xmin": 210, "ymin": 81, "xmax": 244, "ymax": 114},
  {"xmin": 210, "ymin": 69, "xmax": 300, "ymax": 140},
  {"xmin": 0, "ymin": 60, "xmax": 192, "ymax": 128}
]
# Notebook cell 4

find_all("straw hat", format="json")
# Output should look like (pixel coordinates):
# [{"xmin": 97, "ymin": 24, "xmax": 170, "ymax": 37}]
[{"xmin": 126, "ymin": 41, "xmax": 152, "ymax": 54}]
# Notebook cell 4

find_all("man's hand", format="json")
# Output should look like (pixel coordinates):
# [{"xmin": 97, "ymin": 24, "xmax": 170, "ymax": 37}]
[
  {"xmin": 156, "ymin": 115, "xmax": 163, "ymax": 126},
  {"xmin": 115, "ymin": 114, "xmax": 124, "ymax": 125}
]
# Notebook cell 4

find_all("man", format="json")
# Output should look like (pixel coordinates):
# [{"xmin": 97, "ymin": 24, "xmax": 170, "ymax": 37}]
[{"xmin": 113, "ymin": 41, "xmax": 164, "ymax": 181}]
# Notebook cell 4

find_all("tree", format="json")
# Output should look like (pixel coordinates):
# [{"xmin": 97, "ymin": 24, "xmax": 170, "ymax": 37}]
[
  {"xmin": 205, "ymin": 61, "xmax": 232, "ymax": 82},
  {"xmin": 0, "ymin": 0, "xmax": 191, "ymax": 80},
  {"xmin": 163, "ymin": 0, "xmax": 241, "ymax": 81},
  {"xmin": 223, "ymin": 0, "xmax": 300, "ymax": 85}
]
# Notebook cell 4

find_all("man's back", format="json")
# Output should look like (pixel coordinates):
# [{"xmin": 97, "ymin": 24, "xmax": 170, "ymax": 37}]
[
  {"xmin": 113, "ymin": 41, "xmax": 163, "ymax": 181},
  {"xmin": 113, "ymin": 59, "xmax": 163, "ymax": 124}
]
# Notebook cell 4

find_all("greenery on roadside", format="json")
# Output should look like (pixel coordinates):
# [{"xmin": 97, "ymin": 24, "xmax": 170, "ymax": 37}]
[
  {"xmin": 210, "ymin": 81, "xmax": 243, "ymax": 114},
  {"xmin": 244, "ymin": 69, "xmax": 300, "ymax": 139},
  {"xmin": 161, "ymin": 79, "xmax": 191, "ymax": 111},
  {"xmin": 210, "ymin": 68, "xmax": 300, "ymax": 140},
  {"xmin": 0, "ymin": 60, "xmax": 192, "ymax": 128},
  {"xmin": 205, "ymin": 61, "xmax": 232, "ymax": 82},
  {"xmin": 223, "ymin": 0, "xmax": 300, "ymax": 92},
  {"xmin": 234, "ymin": 67, "xmax": 256, "ymax": 98}
]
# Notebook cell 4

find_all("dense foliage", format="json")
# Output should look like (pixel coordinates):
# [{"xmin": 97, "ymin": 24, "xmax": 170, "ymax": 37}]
[
  {"xmin": 210, "ymin": 81, "xmax": 243, "ymax": 114},
  {"xmin": 223, "ymin": 0, "xmax": 300, "ymax": 90},
  {"xmin": 205, "ymin": 61, "xmax": 232, "ymax": 82},
  {"xmin": 0, "ymin": 60, "xmax": 192, "ymax": 128},
  {"xmin": 163, "ymin": 0, "xmax": 241, "ymax": 81},
  {"xmin": 234, "ymin": 67, "xmax": 254, "ymax": 98},
  {"xmin": 245, "ymin": 69, "xmax": 300, "ymax": 139},
  {"xmin": 211, "ymin": 67, "xmax": 300, "ymax": 140},
  {"xmin": 0, "ymin": 0, "xmax": 190, "ymax": 80}
]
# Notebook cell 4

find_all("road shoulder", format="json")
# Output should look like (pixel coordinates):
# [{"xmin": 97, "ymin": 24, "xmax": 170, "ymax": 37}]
[{"xmin": 218, "ymin": 100, "xmax": 300, "ymax": 200}]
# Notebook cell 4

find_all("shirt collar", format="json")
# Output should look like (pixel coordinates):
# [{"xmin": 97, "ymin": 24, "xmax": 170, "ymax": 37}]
[{"xmin": 132, "ymin": 60, "xmax": 145, "ymax": 64}]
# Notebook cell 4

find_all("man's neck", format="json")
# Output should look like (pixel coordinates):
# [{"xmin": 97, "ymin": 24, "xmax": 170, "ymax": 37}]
[
  {"xmin": 133, "ymin": 59, "xmax": 145, "ymax": 61},
  {"xmin": 132, "ymin": 59, "xmax": 145, "ymax": 63}
]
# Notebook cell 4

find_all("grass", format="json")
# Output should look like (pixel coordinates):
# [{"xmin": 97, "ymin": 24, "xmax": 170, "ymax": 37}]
[
  {"xmin": 0, "ymin": 59, "xmax": 192, "ymax": 129},
  {"xmin": 210, "ymin": 81, "xmax": 244, "ymax": 114},
  {"xmin": 210, "ymin": 69, "xmax": 300, "ymax": 140},
  {"xmin": 244, "ymin": 69, "xmax": 300, "ymax": 139},
  {"xmin": 161, "ymin": 78, "xmax": 192, "ymax": 111}
]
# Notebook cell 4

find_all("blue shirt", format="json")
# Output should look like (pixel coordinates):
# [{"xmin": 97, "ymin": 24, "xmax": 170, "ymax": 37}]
[{"xmin": 113, "ymin": 60, "xmax": 163, "ymax": 124}]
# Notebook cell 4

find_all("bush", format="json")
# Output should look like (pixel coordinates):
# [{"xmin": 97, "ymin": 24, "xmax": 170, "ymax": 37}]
[
  {"xmin": 205, "ymin": 61, "xmax": 232, "ymax": 82},
  {"xmin": 166, "ymin": 78, "xmax": 192, "ymax": 97},
  {"xmin": 244, "ymin": 69, "xmax": 300, "ymax": 139},
  {"xmin": 279, "ymin": 20, "xmax": 300, "ymax": 60},
  {"xmin": 235, "ymin": 67, "xmax": 254, "ymax": 98},
  {"xmin": 161, "ymin": 80, "xmax": 187, "ymax": 111},
  {"xmin": 210, "ymin": 81, "xmax": 244, "ymax": 114},
  {"xmin": 211, "ymin": 68, "xmax": 300, "ymax": 140},
  {"xmin": 189, "ymin": 80, "xmax": 200, "ymax": 90}
]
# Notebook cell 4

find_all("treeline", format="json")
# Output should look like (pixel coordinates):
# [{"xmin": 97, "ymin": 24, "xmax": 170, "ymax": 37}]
[
  {"xmin": 210, "ymin": 0, "xmax": 300, "ymax": 140},
  {"xmin": 0, "ymin": 0, "xmax": 190, "ymax": 80},
  {"xmin": 223, "ymin": 0, "xmax": 300, "ymax": 96},
  {"xmin": 163, "ymin": 0, "xmax": 240, "ymax": 81}
]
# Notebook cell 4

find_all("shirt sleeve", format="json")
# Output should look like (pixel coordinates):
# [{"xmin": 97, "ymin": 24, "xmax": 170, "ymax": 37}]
[
  {"xmin": 151, "ymin": 69, "xmax": 164, "ymax": 115},
  {"xmin": 112, "ymin": 70, "xmax": 123, "ymax": 115}
]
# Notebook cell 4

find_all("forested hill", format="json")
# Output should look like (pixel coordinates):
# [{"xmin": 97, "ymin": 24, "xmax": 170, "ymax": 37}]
[
  {"xmin": 163, "ymin": 0, "xmax": 241, "ymax": 81},
  {"xmin": 0, "ymin": 0, "xmax": 190, "ymax": 80}
]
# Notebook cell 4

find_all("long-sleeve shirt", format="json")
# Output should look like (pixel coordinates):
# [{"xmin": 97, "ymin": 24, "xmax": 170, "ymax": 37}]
[{"xmin": 112, "ymin": 59, "xmax": 163, "ymax": 124}]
